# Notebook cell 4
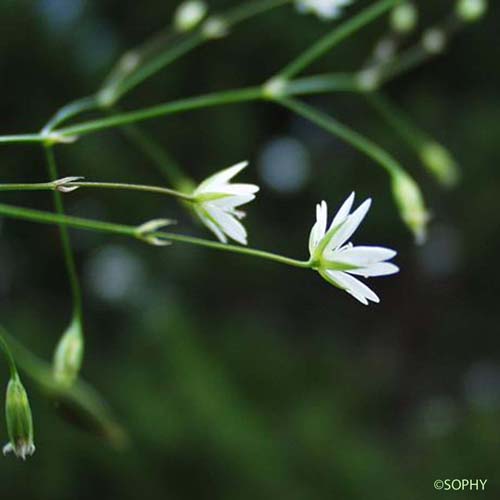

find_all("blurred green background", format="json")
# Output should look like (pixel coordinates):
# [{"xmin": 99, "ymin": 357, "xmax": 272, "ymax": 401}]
[{"xmin": 1, "ymin": 1, "xmax": 499, "ymax": 498}]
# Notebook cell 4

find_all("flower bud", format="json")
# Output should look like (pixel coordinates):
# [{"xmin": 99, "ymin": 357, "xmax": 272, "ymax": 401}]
[
  {"xmin": 456, "ymin": 0, "xmax": 487, "ymax": 22},
  {"xmin": 53, "ymin": 319, "xmax": 84, "ymax": 388},
  {"xmin": 201, "ymin": 17, "xmax": 229, "ymax": 40},
  {"xmin": 419, "ymin": 142, "xmax": 460, "ymax": 187},
  {"xmin": 391, "ymin": 172, "xmax": 430, "ymax": 244},
  {"xmin": 422, "ymin": 28, "xmax": 446, "ymax": 54},
  {"xmin": 390, "ymin": 2, "xmax": 418, "ymax": 34},
  {"xmin": 174, "ymin": 1, "xmax": 208, "ymax": 32},
  {"xmin": 3, "ymin": 376, "xmax": 35, "ymax": 460}
]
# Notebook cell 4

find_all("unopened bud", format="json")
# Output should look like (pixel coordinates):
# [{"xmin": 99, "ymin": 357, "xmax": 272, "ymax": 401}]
[
  {"xmin": 420, "ymin": 142, "xmax": 460, "ymax": 187},
  {"xmin": 391, "ymin": 172, "xmax": 430, "ymax": 244},
  {"xmin": 262, "ymin": 78, "xmax": 288, "ymax": 100},
  {"xmin": 390, "ymin": 2, "xmax": 418, "ymax": 34},
  {"xmin": 456, "ymin": 0, "xmax": 487, "ymax": 22},
  {"xmin": 201, "ymin": 17, "xmax": 229, "ymax": 39},
  {"xmin": 53, "ymin": 176, "xmax": 85, "ymax": 193},
  {"xmin": 422, "ymin": 28, "xmax": 446, "ymax": 54},
  {"xmin": 3, "ymin": 376, "xmax": 35, "ymax": 460},
  {"xmin": 136, "ymin": 219, "xmax": 176, "ymax": 246},
  {"xmin": 53, "ymin": 319, "xmax": 84, "ymax": 388},
  {"xmin": 174, "ymin": 1, "xmax": 207, "ymax": 32}
]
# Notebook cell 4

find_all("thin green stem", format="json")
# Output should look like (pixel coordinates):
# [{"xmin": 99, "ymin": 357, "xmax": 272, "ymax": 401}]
[
  {"xmin": 223, "ymin": 0, "xmax": 292, "ymax": 24},
  {"xmin": 0, "ymin": 180, "xmax": 194, "ymax": 200},
  {"xmin": 56, "ymin": 87, "xmax": 264, "ymax": 138},
  {"xmin": 275, "ymin": 0, "xmax": 401, "ymax": 80},
  {"xmin": 0, "ymin": 325, "xmax": 127, "ymax": 447},
  {"xmin": 286, "ymin": 73, "xmax": 360, "ymax": 95},
  {"xmin": 102, "ymin": 33, "xmax": 204, "ymax": 106},
  {"xmin": 42, "ymin": 96, "xmax": 99, "ymax": 133},
  {"xmin": 278, "ymin": 97, "xmax": 403, "ymax": 176},
  {"xmin": 366, "ymin": 92, "xmax": 428, "ymax": 150},
  {"xmin": 0, "ymin": 202, "xmax": 310, "ymax": 269},
  {"xmin": 0, "ymin": 134, "xmax": 44, "ymax": 145},
  {"xmin": 0, "ymin": 334, "xmax": 18, "ymax": 378},
  {"xmin": 44, "ymin": 147, "xmax": 84, "ymax": 323},
  {"xmin": 114, "ymin": 117, "xmax": 192, "ymax": 189}
]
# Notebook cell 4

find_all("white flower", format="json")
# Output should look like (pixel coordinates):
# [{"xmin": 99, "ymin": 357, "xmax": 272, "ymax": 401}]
[
  {"xmin": 309, "ymin": 193, "xmax": 399, "ymax": 305},
  {"xmin": 296, "ymin": 0, "xmax": 354, "ymax": 20},
  {"xmin": 193, "ymin": 161, "xmax": 259, "ymax": 245}
]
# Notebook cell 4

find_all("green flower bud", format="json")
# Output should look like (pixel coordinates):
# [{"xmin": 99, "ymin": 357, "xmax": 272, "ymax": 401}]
[
  {"xmin": 456, "ymin": 0, "xmax": 487, "ymax": 22},
  {"xmin": 174, "ymin": 1, "xmax": 208, "ymax": 32},
  {"xmin": 420, "ymin": 142, "xmax": 460, "ymax": 188},
  {"xmin": 391, "ymin": 172, "xmax": 430, "ymax": 244},
  {"xmin": 390, "ymin": 2, "xmax": 418, "ymax": 34},
  {"xmin": 3, "ymin": 376, "xmax": 35, "ymax": 460},
  {"xmin": 53, "ymin": 319, "xmax": 84, "ymax": 388}
]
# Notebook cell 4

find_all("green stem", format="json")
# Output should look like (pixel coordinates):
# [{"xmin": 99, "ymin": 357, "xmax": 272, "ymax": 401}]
[
  {"xmin": 0, "ymin": 134, "xmax": 44, "ymax": 145},
  {"xmin": 275, "ymin": 0, "xmax": 401, "ymax": 80},
  {"xmin": 56, "ymin": 87, "xmax": 263, "ymax": 139},
  {"xmin": 278, "ymin": 97, "xmax": 403, "ymax": 176},
  {"xmin": 102, "ymin": 33, "xmax": 204, "ymax": 106},
  {"xmin": 42, "ymin": 96, "xmax": 99, "ymax": 133},
  {"xmin": 366, "ymin": 92, "xmax": 428, "ymax": 150},
  {"xmin": 0, "ymin": 334, "xmax": 18, "ymax": 379},
  {"xmin": 0, "ymin": 202, "xmax": 310, "ymax": 269},
  {"xmin": 223, "ymin": 0, "xmax": 292, "ymax": 24},
  {"xmin": 44, "ymin": 147, "xmax": 84, "ymax": 324},
  {"xmin": 0, "ymin": 180, "xmax": 194, "ymax": 201},
  {"xmin": 285, "ymin": 73, "xmax": 360, "ymax": 95},
  {"xmin": 114, "ymin": 117, "xmax": 192, "ymax": 189}
]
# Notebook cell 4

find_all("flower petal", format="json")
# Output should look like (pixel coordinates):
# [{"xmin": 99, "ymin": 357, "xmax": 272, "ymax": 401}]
[
  {"xmin": 331, "ymin": 245, "xmax": 397, "ymax": 267},
  {"xmin": 326, "ymin": 270, "xmax": 380, "ymax": 304},
  {"xmin": 210, "ymin": 194, "xmax": 256, "ymax": 210},
  {"xmin": 309, "ymin": 200, "xmax": 328, "ymax": 254},
  {"xmin": 348, "ymin": 262, "xmax": 400, "ymax": 277},
  {"xmin": 329, "ymin": 191, "xmax": 355, "ymax": 231},
  {"xmin": 325, "ymin": 198, "xmax": 371, "ymax": 252},
  {"xmin": 205, "ymin": 204, "xmax": 248, "ymax": 245},
  {"xmin": 195, "ymin": 206, "xmax": 228, "ymax": 243},
  {"xmin": 195, "ymin": 161, "xmax": 249, "ymax": 193}
]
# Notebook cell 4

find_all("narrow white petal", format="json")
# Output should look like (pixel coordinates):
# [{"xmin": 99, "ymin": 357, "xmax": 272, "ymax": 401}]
[
  {"xmin": 215, "ymin": 183, "xmax": 260, "ymax": 196},
  {"xmin": 326, "ymin": 198, "xmax": 372, "ymax": 252},
  {"xmin": 195, "ymin": 206, "xmax": 228, "ymax": 243},
  {"xmin": 332, "ymin": 245, "xmax": 397, "ymax": 267},
  {"xmin": 348, "ymin": 262, "xmax": 400, "ymax": 277},
  {"xmin": 211, "ymin": 194, "xmax": 255, "ymax": 210},
  {"xmin": 330, "ymin": 192, "xmax": 355, "ymax": 230},
  {"xmin": 196, "ymin": 161, "xmax": 249, "ymax": 193},
  {"xmin": 326, "ymin": 270, "xmax": 380, "ymax": 304},
  {"xmin": 205, "ymin": 205, "xmax": 248, "ymax": 245},
  {"xmin": 309, "ymin": 201, "xmax": 328, "ymax": 254}
]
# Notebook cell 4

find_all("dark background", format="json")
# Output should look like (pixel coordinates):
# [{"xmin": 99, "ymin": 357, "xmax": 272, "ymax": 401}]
[{"xmin": 1, "ymin": 1, "xmax": 499, "ymax": 499}]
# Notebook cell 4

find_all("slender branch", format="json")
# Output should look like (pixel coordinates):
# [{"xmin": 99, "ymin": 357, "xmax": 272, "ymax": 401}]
[
  {"xmin": 0, "ymin": 180, "xmax": 194, "ymax": 201},
  {"xmin": 114, "ymin": 117, "xmax": 192, "ymax": 189},
  {"xmin": 223, "ymin": 0, "xmax": 292, "ymax": 24},
  {"xmin": 44, "ymin": 147, "xmax": 84, "ymax": 323},
  {"xmin": 0, "ymin": 325, "xmax": 127, "ymax": 447},
  {"xmin": 0, "ymin": 334, "xmax": 18, "ymax": 378},
  {"xmin": 0, "ymin": 202, "xmax": 311, "ymax": 269},
  {"xmin": 278, "ymin": 97, "xmax": 403, "ymax": 176},
  {"xmin": 56, "ymin": 87, "xmax": 264, "ymax": 139},
  {"xmin": 42, "ymin": 96, "xmax": 99, "ymax": 134},
  {"xmin": 0, "ymin": 134, "xmax": 44, "ymax": 145},
  {"xmin": 275, "ymin": 0, "xmax": 402, "ymax": 80}
]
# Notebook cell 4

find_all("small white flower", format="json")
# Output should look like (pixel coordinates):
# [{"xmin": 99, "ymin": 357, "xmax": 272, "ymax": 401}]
[
  {"xmin": 309, "ymin": 193, "xmax": 399, "ymax": 305},
  {"xmin": 296, "ymin": 0, "xmax": 354, "ymax": 20},
  {"xmin": 193, "ymin": 161, "xmax": 259, "ymax": 245}
]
